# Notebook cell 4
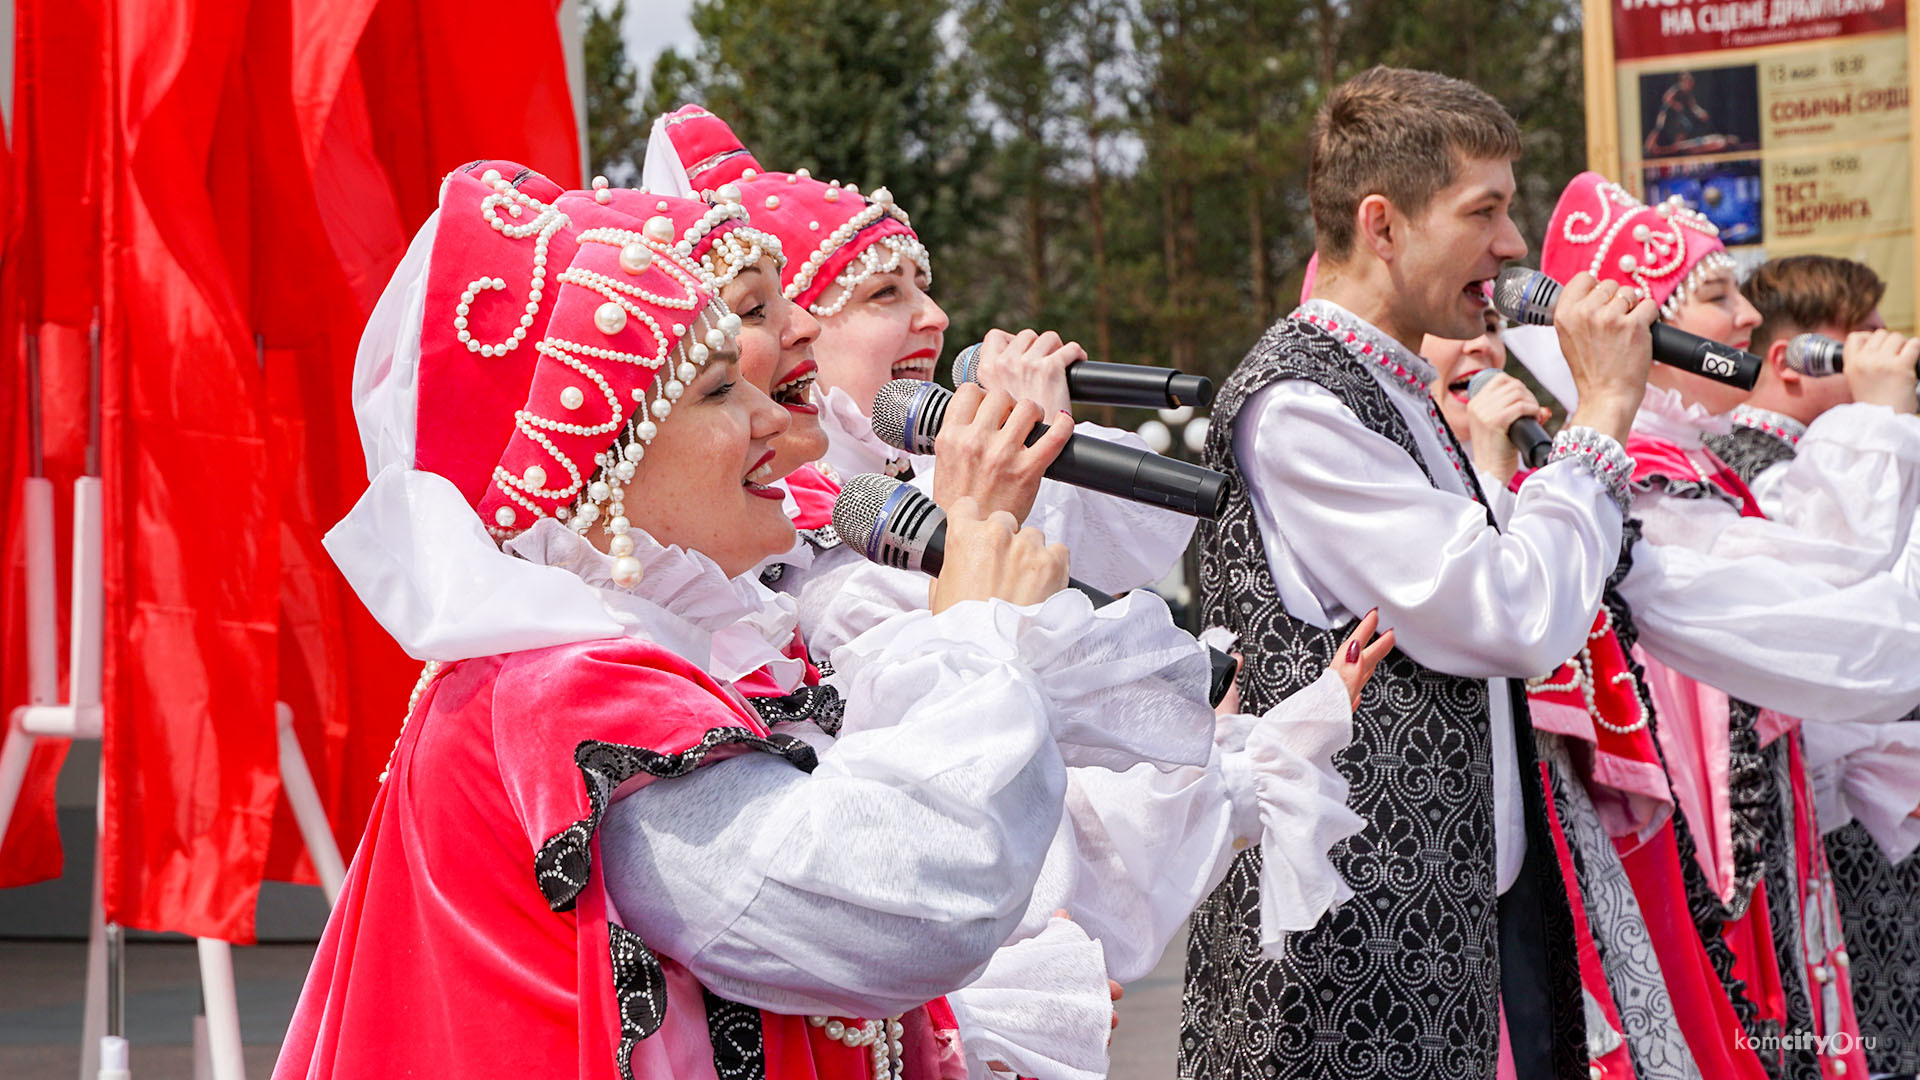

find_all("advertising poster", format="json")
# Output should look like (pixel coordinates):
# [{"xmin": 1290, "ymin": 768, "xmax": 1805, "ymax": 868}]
[{"xmin": 1584, "ymin": 0, "xmax": 1917, "ymax": 328}]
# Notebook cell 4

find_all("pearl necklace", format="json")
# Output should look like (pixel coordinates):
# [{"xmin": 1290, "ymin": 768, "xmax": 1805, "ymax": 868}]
[
  {"xmin": 1526, "ymin": 609, "xmax": 1650, "ymax": 734},
  {"xmin": 807, "ymin": 1015, "xmax": 905, "ymax": 1079}
]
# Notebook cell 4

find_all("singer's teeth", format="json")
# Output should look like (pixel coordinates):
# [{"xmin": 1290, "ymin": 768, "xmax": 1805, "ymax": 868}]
[
  {"xmin": 746, "ymin": 462, "xmax": 775, "ymax": 485},
  {"xmin": 772, "ymin": 370, "xmax": 815, "ymax": 403},
  {"xmin": 891, "ymin": 358, "xmax": 934, "ymax": 378}
]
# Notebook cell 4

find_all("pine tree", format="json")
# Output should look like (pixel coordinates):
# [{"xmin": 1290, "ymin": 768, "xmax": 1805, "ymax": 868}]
[{"xmin": 581, "ymin": 0, "xmax": 651, "ymax": 185}]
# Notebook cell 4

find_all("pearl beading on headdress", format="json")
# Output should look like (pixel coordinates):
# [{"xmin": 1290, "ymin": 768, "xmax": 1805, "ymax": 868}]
[
  {"xmin": 664, "ymin": 194, "xmax": 788, "ymax": 288},
  {"xmin": 484, "ymin": 223, "xmax": 740, "ymax": 559},
  {"xmin": 455, "ymin": 169, "xmax": 569, "ymax": 358},
  {"xmin": 810, "ymin": 234, "xmax": 933, "ymax": 319},
  {"xmin": 782, "ymin": 185, "xmax": 930, "ymax": 312},
  {"xmin": 1557, "ymin": 177, "xmax": 1729, "ymax": 319}
]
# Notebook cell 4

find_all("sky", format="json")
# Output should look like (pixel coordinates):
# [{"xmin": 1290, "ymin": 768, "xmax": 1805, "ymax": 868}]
[{"xmin": 618, "ymin": 0, "xmax": 698, "ymax": 80}]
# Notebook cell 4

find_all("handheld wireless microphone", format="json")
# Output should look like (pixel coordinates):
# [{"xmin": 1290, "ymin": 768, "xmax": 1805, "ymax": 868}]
[
  {"xmin": 870, "ymin": 379, "xmax": 1229, "ymax": 520},
  {"xmin": 951, "ymin": 342, "xmax": 1214, "ymax": 409},
  {"xmin": 1491, "ymin": 266, "xmax": 1762, "ymax": 390}
]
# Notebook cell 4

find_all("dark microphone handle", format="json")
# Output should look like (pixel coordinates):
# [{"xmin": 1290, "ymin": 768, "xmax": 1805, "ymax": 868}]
[
  {"xmin": 1023, "ymin": 421, "xmax": 1230, "ymax": 518},
  {"xmin": 1509, "ymin": 417, "xmax": 1553, "ymax": 469},
  {"xmin": 1064, "ymin": 362, "xmax": 1191, "ymax": 409},
  {"xmin": 1650, "ymin": 323, "xmax": 1763, "ymax": 389}
]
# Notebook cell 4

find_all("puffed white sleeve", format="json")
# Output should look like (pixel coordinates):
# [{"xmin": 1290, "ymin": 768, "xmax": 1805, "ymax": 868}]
[
  {"xmin": 945, "ymin": 915, "xmax": 1114, "ymax": 1080},
  {"xmin": 1009, "ymin": 667, "xmax": 1360, "ymax": 982},
  {"xmin": 1745, "ymin": 404, "xmax": 1920, "ymax": 586},
  {"xmin": 1246, "ymin": 383, "xmax": 1620, "ymax": 677},
  {"xmin": 1803, "ymin": 719, "xmax": 1920, "ymax": 862},
  {"xmin": 599, "ymin": 594, "xmax": 1075, "ymax": 1018},
  {"xmin": 1617, "ymin": 491, "xmax": 1920, "ymax": 723}
]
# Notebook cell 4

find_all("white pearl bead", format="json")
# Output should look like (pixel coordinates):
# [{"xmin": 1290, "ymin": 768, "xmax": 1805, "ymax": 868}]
[
  {"xmin": 796, "ymin": 167, "xmax": 811, "ymax": 179},
  {"xmin": 764, "ymin": 195, "xmax": 780, "ymax": 210},
  {"xmin": 823, "ymin": 188, "xmax": 839, "ymax": 202},
  {"xmin": 614, "ymin": 461, "xmax": 636, "ymax": 481},
  {"xmin": 481, "ymin": 168, "xmax": 502, "ymax": 184},
  {"xmin": 742, "ymin": 168, "xmax": 758, "ymax": 181},
  {"xmin": 493, "ymin": 277, "xmax": 506, "ymax": 289},
  {"xmin": 717, "ymin": 183, "xmax": 741, "ymax": 203},
  {"xmin": 672, "ymin": 323, "xmax": 687, "ymax": 339},
  {"xmin": 644, "ymin": 215, "xmax": 676, "ymax": 242},
  {"xmin": 608, "ymin": 534, "xmax": 634, "ymax": 557},
  {"xmin": 651, "ymin": 398, "xmax": 672, "ymax": 419},
  {"xmin": 619, "ymin": 243, "xmax": 653, "ymax": 274},
  {"xmin": 494, "ymin": 505, "xmax": 516, "ymax": 527},
  {"xmin": 480, "ymin": 344, "xmax": 495, "ymax": 357},
  {"xmin": 631, "ymin": 388, "xmax": 645, "ymax": 403},
  {"xmin": 523, "ymin": 465, "xmax": 547, "ymax": 489},
  {"xmin": 594, "ymin": 188, "xmax": 611, "ymax": 205},
  {"xmin": 825, "ymin": 1021, "xmax": 845, "ymax": 1040},
  {"xmin": 610, "ymin": 556, "xmax": 643, "ymax": 587},
  {"xmin": 560, "ymin": 386, "xmax": 586, "ymax": 410},
  {"xmin": 1618, "ymin": 254, "xmax": 1638, "ymax": 272},
  {"xmin": 595, "ymin": 302, "xmax": 628, "ymax": 336},
  {"xmin": 705, "ymin": 328, "xmax": 726, "ymax": 350},
  {"xmin": 689, "ymin": 343, "xmax": 709, "ymax": 364},
  {"xmin": 578, "ymin": 503, "xmax": 600, "ymax": 523},
  {"xmin": 664, "ymin": 380, "xmax": 684, "ymax": 401},
  {"xmin": 719, "ymin": 313, "xmax": 742, "ymax": 333},
  {"xmin": 655, "ymin": 200, "xmax": 670, "ymax": 212},
  {"xmin": 871, "ymin": 186, "xmax": 891, "ymax": 204},
  {"xmin": 809, "ymin": 220, "xmax": 820, "ymax": 231},
  {"xmin": 589, "ymin": 481, "xmax": 611, "ymax": 502},
  {"xmin": 636, "ymin": 420, "xmax": 658, "ymax": 441},
  {"xmin": 592, "ymin": 175, "xmax": 610, "ymax": 190},
  {"xmin": 453, "ymin": 316, "xmax": 467, "ymax": 330},
  {"xmin": 1632, "ymin": 224, "xmax": 1652, "ymax": 241},
  {"xmin": 677, "ymin": 362, "xmax": 697, "ymax": 383},
  {"xmin": 623, "ymin": 442, "xmax": 645, "ymax": 463},
  {"xmin": 608, "ymin": 515, "xmax": 631, "ymax": 534}
]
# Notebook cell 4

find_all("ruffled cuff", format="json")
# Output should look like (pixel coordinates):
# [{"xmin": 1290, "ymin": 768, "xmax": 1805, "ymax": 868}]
[
  {"xmin": 947, "ymin": 916, "xmax": 1112, "ymax": 1080},
  {"xmin": 1244, "ymin": 669, "xmax": 1364, "ymax": 960},
  {"xmin": 1548, "ymin": 426, "xmax": 1634, "ymax": 512},
  {"xmin": 828, "ymin": 589, "xmax": 1217, "ymax": 772}
]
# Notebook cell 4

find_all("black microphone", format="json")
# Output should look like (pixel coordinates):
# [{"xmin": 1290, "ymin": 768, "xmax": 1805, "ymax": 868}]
[
  {"xmin": 869, "ymin": 379, "xmax": 1229, "ymax": 520},
  {"xmin": 1491, "ymin": 266, "xmax": 1762, "ymax": 390},
  {"xmin": 1465, "ymin": 369, "xmax": 1552, "ymax": 469},
  {"xmin": 1783, "ymin": 333, "xmax": 1843, "ymax": 377},
  {"xmin": 831, "ymin": 473, "xmax": 1239, "ymax": 707},
  {"xmin": 952, "ymin": 342, "xmax": 1215, "ymax": 409}
]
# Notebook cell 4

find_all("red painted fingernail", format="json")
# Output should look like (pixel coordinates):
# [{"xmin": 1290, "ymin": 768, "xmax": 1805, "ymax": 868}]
[{"xmin": 1346, "ymin": 640, "xmax": 1361, "ymax": 663}]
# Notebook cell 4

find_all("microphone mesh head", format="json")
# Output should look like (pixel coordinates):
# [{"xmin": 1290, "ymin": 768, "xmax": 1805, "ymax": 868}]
[
  {"xmin": 830, "ymin": 473, "xmax": 902, "ymax": 555},
  {"xmin": 1465, "ymin": 369, "xmax": 1502, "ymax": 399},
  {"xmin": 952, "ymin": 343, "xmax": 983, "ymax": 386},
  {"xmin": 1492, "ymin": 266, "xmax": 1557, "ymax": 326},
  {"xmin": 1785, "ymin": 333, "xmax": 1841, "ymax": 377},
  {"xmin": 868, "ymin": 379, "xmax": 923, "ymax": 451}
]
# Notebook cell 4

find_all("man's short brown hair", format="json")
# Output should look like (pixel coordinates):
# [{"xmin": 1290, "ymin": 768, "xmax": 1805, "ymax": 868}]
[
  {"xmin": 1309, "ymin": 67, "xmax": 1523, "ymax": 261},
  {"xmin": 1744, "ymin": 254, "xmax": 1887, "ymax": 353}
]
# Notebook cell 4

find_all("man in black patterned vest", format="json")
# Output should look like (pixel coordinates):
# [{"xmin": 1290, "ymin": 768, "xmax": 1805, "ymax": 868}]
[
  {"xmin": 1708, "ymin": 255, "xmax": 1920, "ymax": 1080},
  {"xmin": 1180, "ymin": 67, "xmax": 1656, "ymax": 1080}
]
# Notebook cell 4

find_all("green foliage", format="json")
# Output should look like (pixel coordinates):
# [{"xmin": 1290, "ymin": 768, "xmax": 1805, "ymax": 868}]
[
  {"xmin": 586, "ymin": 0, "xmax": 1587, "ymax": 391},
  {"xmin": 582, "ymin": 0, "xmax": 651, "ymax": 185}
]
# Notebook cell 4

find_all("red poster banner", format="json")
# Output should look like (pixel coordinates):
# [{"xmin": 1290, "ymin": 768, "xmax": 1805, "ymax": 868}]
[{"xmin": 1614, "ymin": 0, "xmax": 1905, "ymax": 60}]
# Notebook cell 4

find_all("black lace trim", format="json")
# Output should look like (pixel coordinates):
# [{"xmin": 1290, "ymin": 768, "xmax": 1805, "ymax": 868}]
[
  {"xmin": 1704, "ymin": 426, "xmax": 1797, "ymax": 486},
  {"xmin": 536, "ymin": 728, "xmax": 818, "ymax": 911},
  {"xmin": 702, "ymin": 989, "xmax": 767, "ymax": 1079},
  {"xmin": 1720, "ymin": 701, "xmax": 1773, "ymax": 921},
  {"xmin": 747, "ymin": 682, "xmax": 845, "ymax": 737},
  {"xmin": 610, "ymin": 924, "xmax": 670, "ymax": 1078},
  {"xmin": 799, "ymin": 523, "xmax": 842, "ymax": 551},
  {"xmin": 1629, "ymin": 473, "xmax": 1747, "ymax": 512}
]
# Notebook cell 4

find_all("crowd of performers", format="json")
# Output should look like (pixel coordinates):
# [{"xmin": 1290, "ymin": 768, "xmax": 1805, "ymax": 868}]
[{"xmin": 269, "ymin": 64, "xmax": 1920, "ymax": 1080}]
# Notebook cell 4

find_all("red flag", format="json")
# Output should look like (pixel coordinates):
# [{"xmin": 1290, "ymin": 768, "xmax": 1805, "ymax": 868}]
[{"xmin": 0, "ymin": 0, "xmax": 111, "ymax": 889}]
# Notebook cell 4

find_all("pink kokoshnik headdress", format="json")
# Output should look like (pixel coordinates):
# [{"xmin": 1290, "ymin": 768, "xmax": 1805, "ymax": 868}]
[
  {"xmin": 1541, "ymin": 170, "xmax": 1734, "ymax": 320},
  {"xmin": 643, "ymin": 104, "xmax": 931, "ymax": 317}
]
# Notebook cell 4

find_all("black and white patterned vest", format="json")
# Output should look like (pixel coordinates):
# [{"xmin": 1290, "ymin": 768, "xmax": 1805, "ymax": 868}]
[
  {"xmin": 1180, "ymin": 317, "xmax": 1585, "ymax": 1080},
  {"xmin": 1704, "ymin": 424, "xmax": 1797, "ymax": 486}
]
